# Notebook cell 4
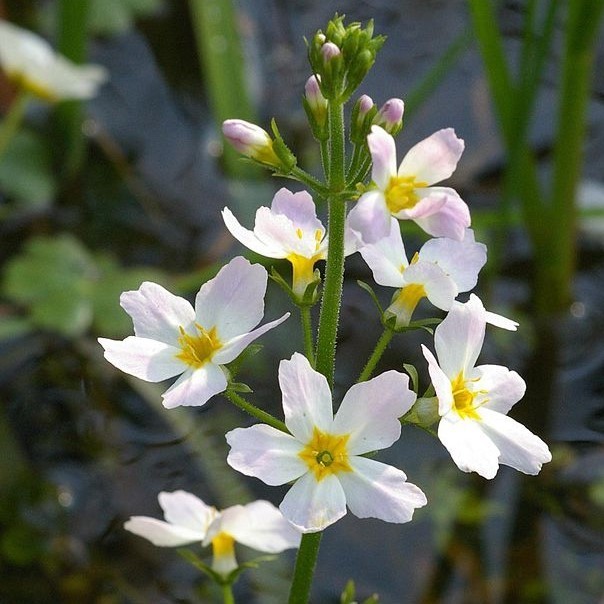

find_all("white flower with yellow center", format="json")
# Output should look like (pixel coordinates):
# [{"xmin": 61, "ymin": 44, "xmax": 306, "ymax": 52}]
[
  {"xmin": 359, "ymin": 218, "xmax": 514, "ymax": 328},
  {"xmin": 124, "ymin": 491, "xmax": 300, "ymax": 577},
  {"xmin": 0, "ymin": 19, "xmax": 107, "ymax": 102},
  {"xmin": 421, "ymin": 295, "xmax": 552, "ymax": 479},
  {"xmin": 226, "ymin": 353, "xmax": 427, "ymax": 533},
  {"xmin": 222, "ymin": 187, "xmax": 329, "ymax": 298},
  {"xmin": 348, "ymin": 125, "xmax": 470, "ymax": 244},
  {"xmin": 98, "ymin": 256, "xmax": 289, "ymax": 409}
]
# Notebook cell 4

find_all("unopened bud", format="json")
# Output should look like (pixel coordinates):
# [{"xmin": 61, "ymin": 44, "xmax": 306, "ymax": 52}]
[
  {"xmin": 303, "ymin": 75, "xmax": 329, "ymax": 139},
  {"xmin": 222, "ymin": 119, "xmax": 280, "ymax": 167},
  {"xmin": 373, "ymin": 98, "xmax": 405, "ymax": 135},
  {"xmin": 350, "ymin": 94, "xmax": 377, "ymax": 144},
  {"xmin": 321, "ymin": 41, "xmax": 341, "ymax": 63}
]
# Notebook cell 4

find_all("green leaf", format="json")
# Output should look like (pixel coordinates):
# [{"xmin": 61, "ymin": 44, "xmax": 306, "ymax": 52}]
[{"xmin": 0, "ymin": 130, "xmax": 56, "ymax": 206}]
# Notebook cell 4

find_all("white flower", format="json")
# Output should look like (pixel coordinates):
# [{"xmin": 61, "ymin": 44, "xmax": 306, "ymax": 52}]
[
  {"xmin": 124, "ymin": 491, "xmax": 300, "ymax": 577},
  {"xmin": 421, "ymin": 295, "xmax": 551, "ymax": 479},
  {"xmin": 0, "ymin": 19, "xmax": 107, "ymax": 101},
  {"xmin": 222, "ymin": 188, "xmax": 329, "ymax": 297},
  {"xmin": 98, "ymin": 256, "xmax": 289, "ymax": 409},
  {"xmin": 359, "ymin": 218, "xmax": 514, "ymax": 328},
  {"xmin": 348, "ymin": 125, "xmax": 470, "ymax": 243},
  {"xmin": 226, "ymin": 353, "xmax": 427, "ymax": 533}
]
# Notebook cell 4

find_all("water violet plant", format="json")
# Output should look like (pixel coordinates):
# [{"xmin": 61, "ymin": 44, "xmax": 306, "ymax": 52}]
[{"xmin": 99, "ymin": 15, "xmax": 552, "ymax": 603}]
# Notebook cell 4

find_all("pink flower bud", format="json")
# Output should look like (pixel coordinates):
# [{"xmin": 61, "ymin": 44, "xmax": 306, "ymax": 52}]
[
  {"xmin": 358, "ymin": 94, "xmax": 374, "ymax": 117},
  {"xmin": 305, "ymin": 75, "xmax": 327, "ymax": 111},
  {"xmin": 222, "ymin": 119, "xmax": 272, "ymax": 155},
  {"xmin": 320, "ymin": 41, "xmax": 341, "ymax": 62},
  {"xmin": 374, "ymin": 98, "xmax": 405, "ymax": 132}
]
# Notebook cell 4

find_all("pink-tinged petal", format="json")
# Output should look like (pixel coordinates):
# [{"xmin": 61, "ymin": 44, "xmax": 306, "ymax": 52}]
[
  {"xmin": 419, "ymin": 229, "xmax": 487, "ymax": 292},
  {"xmin": 161, "ymin": 364, "xmax": 227, "ymax": 409},
  {"xmin": 253, "ymin": 206, "xmax": 308, "ymax": 256},
  {"xmin": 158, "ymin": 490, "xmax": 215, "ymax": 534},
  {"xmin": 395, "ymin": 190, "xmax": 448, "ymax": 221},
  {"xmin": 279, "ymin": 353, "xmax": 333, "ymax": 442},
  {"xmin": 402, "ymin": 262, "xmax": 457, "ymax": 311},
  {"xmin": 368, "ymin": 125, "xmax": 398, "ymax": 189},
  {"xmin": 339, "ymin": 457, "xmax": 427, "ymax": 523},
  {"xmin": 485, "ymin": 309, "xmax": 519, "ymax": 331},
  {"xmin": 124, "ymin": 516, "xmax": 202, "ymax": 547},
  {"xmin": 422, "ymin": 345, "xmax": 454, "ymax": 416},
  {"xmin": 474, "ymin": 365, "xmax": 526, "ymax": 415},
  {"xmin": 271, "ymin": 188, "xmax": 323, "ymax": 234},
  {"xmin": 398, "ymin": 128, "xmax": 464, "ymax": 185},
  {"xmin": 437, "ymin": 415, "xmax": 501, "ymax": 479},
  {"xmin": 433, "ymin": 297, "xmax": 486, "ymax": 378},
  {"xmin": 332, "ymin": 370, "xmax": 415, "ymax": 454},
  {"xmin": 410, "ymin": 190, "xmax": 470, "ymax": 240},
  {"xmin": 347, "ymin": 190, "xmax": 391, "ymax": 244},
  {"xmin": 195, "ymin": 256, "xmax": 267, "ymax": 340},
  {"xmin": 226, "ymin": 424, "xmax": 307, "ymax": 485},
  {"xmin": 214, "ymin": 312, "xmax": 290, "ymax": 364},
  {"xmin": 217, "ymin": 501, "xmax": 301, "ymax": 552},
  {"xmin": 98, "ymin": 336, "xmax": 184, "ymax": 382},
  {"xmin": 478, "ymin": 409, "xmax": 551, "ymax": 475},
  {"xmin": 280, "ymin": 472, "xmax": 347, "ymax": 533},
  {"xmin": 120, "ymin": 282, "xmax": 195, "ymax": 346},
  {"xmin": 222, "ymin": 207, "xmax": 285, "ymax": 258},
  {"xmin": 359, "ymin": 217, "xmax": 408, "ymax": 287}
]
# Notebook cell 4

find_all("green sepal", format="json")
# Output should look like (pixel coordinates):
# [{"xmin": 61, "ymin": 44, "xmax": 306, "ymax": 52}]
[
  {"xmin": 402, "ymin": 396, "xmax": 439, "ymax": 431},
  {"xmin": 270, "ymin": 266, "xmax": 321, "ymax": 307},
  {"xmin": 270, "ymin": 119, "xmax": 297, "ymax": 172},
  {"xmin": 225, "ymin": 343, "xmax": 262, "ymax": 379},
  {"xmin": 356, "ymin": 280, "xmax": 384, "ymax": 315},
  {"xmin": 227, "ymin": 382, "xmax": 253, "ymax": 394},
  {"xmin": 403, "ymin": 363, "xmax": 419, "ymax": 394},
  {"xmin": 302, "ymin": 96, "xmax": 329, "ymax": 141},
  {"xmin": 340, "ymin": 578, "xmax": 380, "ymax": 604}
]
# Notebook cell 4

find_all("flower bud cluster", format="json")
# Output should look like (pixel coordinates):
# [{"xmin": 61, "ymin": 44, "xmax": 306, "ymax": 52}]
[{"xmin": 307, "ymin": 14, "xmax": 385, "ymax": 102}]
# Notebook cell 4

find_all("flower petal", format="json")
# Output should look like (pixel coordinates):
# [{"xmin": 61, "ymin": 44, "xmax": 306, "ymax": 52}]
[
  {"xmin": 339, "ymin": 457, "xmax": 427, "ymax": 523},
  {"xmin": 216, "ymin": 501, "xmax": 301, "ymax": 552},
  {"xmin": 279, "ymin": 353, "xmax": 333, "ymax": 442},
  {"xmin": 158, "ymin": 490, "xmax": 215, "ymax": 535},
  {"xmin": 271, "ymin": 188, "xmax": 323, "ymax": 235},
  {"xmin": 433, "ymin": 296, "xmax": 486, "ymax": 378},
  {"xmin": 368, "ymin": 125, "xmax": 397, "ymax": 189},
  {"xmin": 195, "ymin": 256, "xmax": 267, "ymax": 340},
  {"xmin": 347, "ymin": 190, "xmax": 391, "ymax": 245},
  {"xmin": 98, "ymin": 336, "xmax": 184, "ymax": 382},
  {"xmin": 332, "ymin": 370, "xmax": 415, "ymax": 454},
  {"xmin": 402, "ymin": 262, "xmax": 457, "ymax": 311},
  {"xmin": 226, "ymin": 424, "xmax": 307, "ymax": 485},
  {"xmin": 124, "ymin": 516, "xmax": 202, "ymax": 547},
  {"xmin": 478, "ymin": 409, "xmax": 551, "ymax": 475},
  {"xmin": 410, "ymin": 190, "xmax": 470, "ymax": 240},
  {"xmin": 398, "ymin": 128, "xmax": 464, "ymax": 185},
  {"xmin": 359, "ymin": 217, "xmax": 407, "ymax": 287},
  {"xmin": 474, "ymin": 364, "xmax": 526, "ymax": 415},
  {"xmin": 214, "ymin": 312, "xmax": 290, "ymax": 364},
  {"xmin": 419, "ymin": 229, "xmax": 487, "ymax": 292},
  {"xmin": 422, "ymin": 344, "xmax": 454, "ymax": 416},
  {"xmin": 437, "ymin": 415, "xmax": 501, "ymax": 479},
  {"xmin": 280, "ymin": 472, "xmax": 347, "ymax": 533},
  {"xmin": 222, "ymin": 207, "xmax": 284, "ymax": 258},
  {"xmin": 120, "ymin": 282, "xmax": 196, "ymax": 346},
  {"xmin": 161, "ymin": 363, "xmax": 227, "ymax": 409}
]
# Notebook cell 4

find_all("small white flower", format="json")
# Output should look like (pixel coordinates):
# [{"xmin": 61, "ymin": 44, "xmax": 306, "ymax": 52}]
[
  {"xmin": 358, "ymin": 218, "xmax": 512, "ymax": 328},
  {"xmin": 0, "ymin": 19, "xmax": 107, "ymax": 101},
  {"xmin": 124, "ymin": 491, "xmax": 300, "ymax": 577},
  {"xmin": 226, "ymin": 353, "xmax": 427, "ymax": 533},
  {"xmin": 223, "ymin": 187, "xmax": 329, "ymax": 298},
  {"xmin": 421, "ymin": 295, "xmax": 552, "ymax": 479},
  {"xmin": 98, "ymin": 256, "xmax": 289, "ymax": 409},
  {"xmin": 348, "ymin": 125, "xmax": 470, "ymax": 243}
]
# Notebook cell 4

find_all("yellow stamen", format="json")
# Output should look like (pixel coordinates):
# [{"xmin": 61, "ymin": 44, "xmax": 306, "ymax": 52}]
[
  {"xmin": 385, "ymin": 175, "xmax": 428, "ymax": 213},
  {"xmin": 8, "ymin": 72, "xmax": 57, "ymax": 102},
  {"xmin": 296, "ymin": 227, "xmax": 304, "ymax": 239},
  {"xmin": 387, "ymin": 283, "xmax": 427, "ymax": 328},
  {"xmin": 175, "ymin": 324, "xmax": 221, "ymax": 368},
  {"xmin": 450, "ymin": 373, "xmax": 480, "ymax": 420},
  {"xmin": 211, "ymin": 532, "xmax": 237, "ymax": 577},
  {"xmin": 299, "ymin": 426, "xmax": 352, "ymax": 481}
]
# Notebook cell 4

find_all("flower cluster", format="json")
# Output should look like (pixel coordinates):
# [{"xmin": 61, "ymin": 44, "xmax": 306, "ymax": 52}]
[{"xmin": 97, "ymin": 14, "xmax": 552, "ymax": 601}]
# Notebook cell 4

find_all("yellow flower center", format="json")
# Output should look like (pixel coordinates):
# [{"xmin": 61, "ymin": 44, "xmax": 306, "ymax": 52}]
[
  {"xmin": 387, "ymin": 283, "xmax": 427, "ymax": 328},
  {"xmin": 210, "ymin": 532, "xmax": 237, "ymax": 577},
  {"xmin": 385, "ymin": 175, "xmax": 428, "ymax": 213},
  {"xmin": 299, "ymin": 426, "xmax": 352, "ymax": 481},
  {"xmin": 450, "ymin": 373, "xmax": 480, "ymax": 420},
  {"xmin": 8, "ymin": 71, "xmax": 57, "ymax": 102},
  {"xmin": 287, "ymin": 229, "xmax": 325, "ymax": 297},
  {"xmin": 175, "ymin": 324, "xmax": 221, "ymax": 368}
]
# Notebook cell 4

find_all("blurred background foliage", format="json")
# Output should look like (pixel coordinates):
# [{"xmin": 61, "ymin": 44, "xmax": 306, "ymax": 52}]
[{"xmin": 0, "ymin": 1, "xmax": 603, "ymax": 603}]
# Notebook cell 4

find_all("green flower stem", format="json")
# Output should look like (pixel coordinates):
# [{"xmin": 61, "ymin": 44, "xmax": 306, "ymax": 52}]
[
  {"xmin": 347, "ymin": 155, "xmax": 372, "ymax": 188},
  {"xmin": 289, "ymin": 100, "xmax": 347, "ymax": 604},
  {"xmin": 221, "ymin": 583, "xmax": 235, "ymax": 604},
  {"xmin": 300, "ymin": 306, "xmax": 315, "ymax": 366},
  {"xmin": 289, "ymin": 166, "xmax": 329, "ymax": 198},
  {"xmin": 357, "ymin": 327, "xmax": 394, "ymax": 383},
  {"xmin": 224, "ymin": 390, "xmax": 288, "ymax": 433},
  {"xmin": 0, "ymin": 89, "xmax": 30, "ymax": 161},
  {"xmin": 320, "ymin": 138, "xmax": 330, "ymax": 179}
]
